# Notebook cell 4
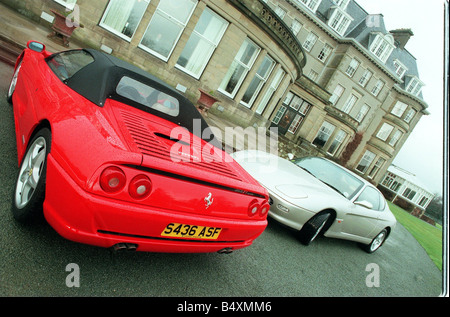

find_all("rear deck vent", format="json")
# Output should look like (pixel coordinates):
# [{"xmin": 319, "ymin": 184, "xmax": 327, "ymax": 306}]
[{"xmin": 120, "ymin": 110, "xmax": 243, "ymax": 181}]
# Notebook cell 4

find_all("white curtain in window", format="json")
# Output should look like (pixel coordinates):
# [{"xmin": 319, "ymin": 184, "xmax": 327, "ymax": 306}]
[
  {"xmin": 140, "ymin": 0, "xmax": 197, "ymax": 60},
  {"xmin": 103, "ymin": 0, "xmax": 135, "ymax": 33},
  {"xmin": 183, "ymin": 10, "xmax": 227, "ymax": 76},
  {"xmin": 219, "ymin": 39, "xmax": 259, "ymax": 97},
  {"xmin": 241, "ymin": 56, "xmax": 275, "ymax": 107},
  {"xmin": 255, "ymin": 68, "xmax": 285, "ymax": 115},
  {"xmin": 313, "ymin": 121, "xmax": 335, "ymax": 147},
  {"xmin": 220, "ymin": 61, "xmax": 242, "ymax": 95}
]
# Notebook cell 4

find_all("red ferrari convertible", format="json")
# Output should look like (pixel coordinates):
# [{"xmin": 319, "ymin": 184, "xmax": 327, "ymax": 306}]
[{"xmin": 8, "ymin": 41, "xmax": 269, "ymax": 253}]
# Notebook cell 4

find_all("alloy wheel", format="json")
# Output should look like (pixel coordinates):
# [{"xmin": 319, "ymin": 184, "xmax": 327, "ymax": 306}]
[
  {"xmin": 370, "ymin": 231, "xmax": 386, "ymax": 252},
  {"xmin": 15, "ymin": 136, "xmax": 47, "ymax": 209}
]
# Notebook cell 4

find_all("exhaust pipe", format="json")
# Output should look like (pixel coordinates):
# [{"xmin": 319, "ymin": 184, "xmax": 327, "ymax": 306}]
[
  {"xmin": 112, "ymin": 243, "xmax": 138, "ymax": 252},
  {"xmin": 217, "ymin": 247, "xmax": 233, "ymax": 254},
  {"xmin": 125, "ymin": 243, "xmax": 137, "ymax": 251}
]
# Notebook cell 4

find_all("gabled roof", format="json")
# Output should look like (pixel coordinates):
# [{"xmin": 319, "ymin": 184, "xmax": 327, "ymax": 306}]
[{"xmin": 387, "ymin": 165, "xmax": 434, "ymax": 195}]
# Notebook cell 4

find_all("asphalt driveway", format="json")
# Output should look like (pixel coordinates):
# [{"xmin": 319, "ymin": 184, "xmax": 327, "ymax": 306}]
[{"xmin": 0, "ymin": 61, "xmax": 443, "ymax": 298}]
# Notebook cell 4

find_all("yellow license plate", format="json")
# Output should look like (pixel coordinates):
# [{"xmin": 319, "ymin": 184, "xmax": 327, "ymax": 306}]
[{"xmin": 161, "ymin": 223, "xmax": 222, "ymax": 240}]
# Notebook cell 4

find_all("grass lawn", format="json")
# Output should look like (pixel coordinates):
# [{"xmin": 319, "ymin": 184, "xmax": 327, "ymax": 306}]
[{"xmin": 388, "ymin": 202, "xmax": 443, "ymax": 271}]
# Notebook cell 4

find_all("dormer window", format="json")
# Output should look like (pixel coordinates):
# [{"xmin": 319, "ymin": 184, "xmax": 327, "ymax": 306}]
[
  {"xmin": 296, "ymin": 0, "xmax": 322, "ymax": 13},
  {"xmin": 393, "ymin": 59, "xmax": 408, "ymax": 78},
  {"xmin": 328, "ymin": 8, "xmax": 353, "ymax": 36},
  {"xmin": 334, "ymin": 0, "xmax": 350, "ymax": 10},
  {"xmin": 369, "ymin": 33, "xmax": 395, "ymax": 63},
  {"xmin": 406, "ymin": 76, "xmax": 424, "ymax": 97}
]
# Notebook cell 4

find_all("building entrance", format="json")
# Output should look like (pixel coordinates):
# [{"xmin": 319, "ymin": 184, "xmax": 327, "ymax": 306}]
[{"xmin": 271, "ymin": 92, "xmax": 311, "ymax": 136}]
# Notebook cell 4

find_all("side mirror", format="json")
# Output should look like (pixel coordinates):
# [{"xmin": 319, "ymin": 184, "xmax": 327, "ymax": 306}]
[
  {"xmin": 27, "ymin": 40, "xmax": 46, "ymax": 53},
  {"xmin": 287, "ymin": 153, "xmax": 295, "ymax": 161},
  {"xmin": 354, "ymin": 200, "xmax": 373, "ymax": 210}
]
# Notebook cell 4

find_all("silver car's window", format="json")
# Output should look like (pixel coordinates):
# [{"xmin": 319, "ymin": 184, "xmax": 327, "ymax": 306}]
[
  {"xmin": 294, "ymin": 157, "xmax": 364, "ymax": 199},
  {"xmin": 116, "ymin": 76, "xmax": 180, "ymax": 117},
  {"xmin": 355, "ymin": 186, "xmax": 382, "ymax": 210}
]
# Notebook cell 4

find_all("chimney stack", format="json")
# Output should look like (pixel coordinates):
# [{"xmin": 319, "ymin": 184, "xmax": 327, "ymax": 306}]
[{"xmin": 389, "ymin": 28, "xmax": 414, "ymax": 49}]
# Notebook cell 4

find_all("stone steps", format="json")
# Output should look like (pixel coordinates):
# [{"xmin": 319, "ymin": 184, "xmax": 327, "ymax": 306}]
[{"xmin": 0, "ymin": 35, "xmax": 24, "ymax": 66}]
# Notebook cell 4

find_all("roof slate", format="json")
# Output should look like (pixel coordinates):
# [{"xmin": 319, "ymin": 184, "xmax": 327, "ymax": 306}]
[{"xmin": 302, "ymin": 0, "xmax": 425, "ymax": 102}]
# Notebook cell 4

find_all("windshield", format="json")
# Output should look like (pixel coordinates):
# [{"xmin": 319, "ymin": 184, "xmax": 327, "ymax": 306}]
[
  {"xmin": 294, "ymin": 157, "xmax": 364, "ymax": 199},
  {"xmin": 116, "ymin": 76, "xmax": 180, "ymax": 117}
]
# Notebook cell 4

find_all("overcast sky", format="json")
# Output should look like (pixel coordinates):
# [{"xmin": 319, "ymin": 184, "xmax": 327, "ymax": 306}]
[{"xmin": 355, "ymin": 0, "xmax": 446, "ymax": 196}]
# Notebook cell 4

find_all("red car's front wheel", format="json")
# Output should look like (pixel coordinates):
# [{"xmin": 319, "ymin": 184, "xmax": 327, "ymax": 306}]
[{"xmin": 12, "ymin": 128, "xmax": 51, "ymax": 223}]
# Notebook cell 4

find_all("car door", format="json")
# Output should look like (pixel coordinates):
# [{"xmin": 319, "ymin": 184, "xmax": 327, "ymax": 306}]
[{"xmin": 341, "ymin": 186, "xmax": 382, "ymax": 239}]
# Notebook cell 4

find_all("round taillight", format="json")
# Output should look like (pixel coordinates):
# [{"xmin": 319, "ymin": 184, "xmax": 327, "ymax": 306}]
[
  {"xmin": 100, "ymin": 167, "xmax": 126, "ymax": 193},
  {"xmin": 129, "ymin": 175, "xmax": 152, "ymax": 200},
  {"xmin": 260, "ymin": 203, "xmax": 270, "ymax": 217},
  {"xmin": 248, "ymin": 200, "xmax": 260, "ymax": 217}
]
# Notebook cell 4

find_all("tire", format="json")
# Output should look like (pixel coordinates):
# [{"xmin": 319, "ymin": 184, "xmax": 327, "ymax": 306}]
[
  {"xmin": 7, "ymin": 61, "xmax": 22, "ymax": 104},
  {"xmin": 12, "ymin": 128, "xmax": 51, "ymax": 223},
  {"xmin": 298, "ymin": 212, "xmax": 331, "ymax": 246},
  {"xmin": 360, "ymin": 229, "xmax": 388, "ymax": 253}
]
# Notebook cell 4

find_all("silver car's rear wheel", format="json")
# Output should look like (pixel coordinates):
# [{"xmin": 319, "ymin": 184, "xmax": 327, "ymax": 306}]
[
  {"xmin": 12, "ymin": 128, "xmax": 51, "ymax": 223},
  {"xmin": 298, "ymin": 212, "xmax": 331, "ymax": 245},
  {"xmin": 361, "ymin": 229, "xmax": 388, "ymax": 253}
]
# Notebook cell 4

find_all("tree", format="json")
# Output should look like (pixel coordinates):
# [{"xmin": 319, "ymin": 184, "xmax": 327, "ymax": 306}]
[{"xmin": 426, "ymin": 195, "xmax": 443, "ymax": 225}]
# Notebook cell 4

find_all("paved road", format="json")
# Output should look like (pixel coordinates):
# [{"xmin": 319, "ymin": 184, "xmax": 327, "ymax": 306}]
[{"xmin": 0, "ymin": 61, "xmax": 443, "ymax": 298}]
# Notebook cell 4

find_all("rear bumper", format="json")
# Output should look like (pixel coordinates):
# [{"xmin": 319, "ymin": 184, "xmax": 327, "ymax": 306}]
[{"xmin": 43, "ymin": 154, "xmax": 267, "ymax": 253}]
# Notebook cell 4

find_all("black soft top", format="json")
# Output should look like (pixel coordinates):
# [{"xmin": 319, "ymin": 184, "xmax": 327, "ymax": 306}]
[{"xmin": 58, "ymin": 49, "xmax": 215, "ymax": 145}]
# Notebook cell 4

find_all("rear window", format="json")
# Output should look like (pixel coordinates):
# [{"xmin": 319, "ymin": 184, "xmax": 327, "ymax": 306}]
[
  {"xmin": 116, "ymin": 76, "xmax": 180, "ymax": 117},
  {"xmin": 47, "ymin": 50, "xmax": 94, "ymax": 82}
]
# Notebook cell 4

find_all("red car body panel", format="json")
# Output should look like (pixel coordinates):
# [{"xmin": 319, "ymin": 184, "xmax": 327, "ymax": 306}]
[{"xmin": 10, "ymin": 42, "xmax": 269, "ymax": 253}]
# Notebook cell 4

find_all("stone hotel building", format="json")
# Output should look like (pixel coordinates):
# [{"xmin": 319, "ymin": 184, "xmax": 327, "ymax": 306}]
[{"xmin": 5, "ymin": 0, "xmax": 429, "ymax": 185}]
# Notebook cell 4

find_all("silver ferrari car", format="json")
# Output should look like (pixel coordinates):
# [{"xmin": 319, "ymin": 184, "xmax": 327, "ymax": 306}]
[{"xmin": 232, "ymin": 150, "xmax": 396, "ymax": 253}]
